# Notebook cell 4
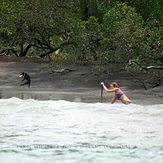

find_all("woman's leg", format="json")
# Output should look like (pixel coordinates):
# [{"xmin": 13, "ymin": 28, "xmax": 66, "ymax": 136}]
[{"xmin": 111, "ymin": 96, "xmax": 116, "ymax": 104}]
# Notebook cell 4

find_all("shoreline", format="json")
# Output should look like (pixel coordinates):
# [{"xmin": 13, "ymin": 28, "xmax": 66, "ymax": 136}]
[
  {"xmin": 0, "ymin": 88, "xmax": 163, "ymax": 105},
  {"xmin": 0, "ymin": 56, "xmax": 163, "ymax": 105}
]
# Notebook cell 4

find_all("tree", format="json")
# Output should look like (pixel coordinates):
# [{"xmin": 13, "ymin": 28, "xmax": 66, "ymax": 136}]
[
  {"xmin": 0, "ymin": 0, "xmax": 79, "ymax": 57},
  {"xmin": 100, "ymin": 3, "xmax": 144, "ymax": 63},
  {"xmin": 122, "ymin": 0, "xmax": 163, "ymax": 22}
]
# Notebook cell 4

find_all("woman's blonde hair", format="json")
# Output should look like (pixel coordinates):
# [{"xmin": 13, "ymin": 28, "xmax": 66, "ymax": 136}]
[{"xmin": 111, "ymin": 82, "xmax": 119, "ymax": 88}]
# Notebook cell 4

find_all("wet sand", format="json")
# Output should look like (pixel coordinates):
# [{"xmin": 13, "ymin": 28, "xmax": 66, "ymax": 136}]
[{"xmin": 0, "ymin": 56, "xmax": 163, "ymax": 105}]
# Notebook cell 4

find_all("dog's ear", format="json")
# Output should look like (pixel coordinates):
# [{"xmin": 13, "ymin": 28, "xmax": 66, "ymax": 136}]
[{"xmin": 18, "ymin": 72, "xmax": 24, "ymax": 78}]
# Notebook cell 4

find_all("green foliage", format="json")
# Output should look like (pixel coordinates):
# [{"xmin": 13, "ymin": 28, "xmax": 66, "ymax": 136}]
[
  {"xmin": 92, "ymin": 65, "xmax": 108, "ymax": 75},
  {"xmin": 49, "ymin": 51, "xmax": 68, "ymax": 69},
  {"xmin": 0, "ymin": 0, "xmax": 162, "ymax": 76},
  {"xmin": 125, "ymin": 56, "xmax": 144, "ymax": 73},
  {"xmin": 122, "ymin": 0, "xmax": 163, "ymax": 22},
  {"xmin": 100, "ymin": 2, "xmax": 144, "ymax": 63}
]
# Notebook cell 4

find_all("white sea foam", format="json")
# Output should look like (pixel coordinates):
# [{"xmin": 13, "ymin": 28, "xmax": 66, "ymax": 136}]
[{"xmin": 0, "ymin": 98, "xmax": 163, "ymax": 163}]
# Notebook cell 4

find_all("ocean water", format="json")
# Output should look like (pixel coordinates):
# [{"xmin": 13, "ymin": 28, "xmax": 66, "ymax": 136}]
[{"xmin": 0, "ymin": 97, "xmax": 163, "ymax": 163}]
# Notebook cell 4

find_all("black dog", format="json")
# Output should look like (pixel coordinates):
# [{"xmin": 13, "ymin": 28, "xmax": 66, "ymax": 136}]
[{"xmin": 19, "ymin": 72, "xmax": 31, "ymax": 88}]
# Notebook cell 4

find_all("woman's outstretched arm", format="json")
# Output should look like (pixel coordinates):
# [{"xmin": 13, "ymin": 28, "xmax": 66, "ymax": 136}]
[{"xmin": 101, "ymin": 82, "xmax": 117, "ymax": 93}]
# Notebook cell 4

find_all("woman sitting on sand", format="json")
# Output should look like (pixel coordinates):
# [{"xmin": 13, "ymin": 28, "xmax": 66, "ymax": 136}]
[{"xmin": 101, "ymin": 82, "xmax": 131, "ymax": 104}]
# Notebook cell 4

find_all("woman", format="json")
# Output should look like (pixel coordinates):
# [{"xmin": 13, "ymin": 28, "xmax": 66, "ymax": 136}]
[{"xmin": 101, "ymin": 82, "xmax": 131, "ymax": 104}]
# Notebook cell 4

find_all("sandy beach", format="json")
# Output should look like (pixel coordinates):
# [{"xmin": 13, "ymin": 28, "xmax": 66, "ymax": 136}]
[{"xmin": 0, "ymin": 56, "xmax": 163, "ymax": 105}]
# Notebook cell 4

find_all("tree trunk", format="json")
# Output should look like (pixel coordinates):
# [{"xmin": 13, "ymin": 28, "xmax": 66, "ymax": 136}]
[
  {"xmin": 0, "ymin": 49, "xmax": 18, "ymax": 57},
  {"xmin": 19, "ymin": 44, "xmax": 32, "ymax": 57},
  {"xmin": 39, "ymin": 47, "xmax": 60, "ymax": 58}
]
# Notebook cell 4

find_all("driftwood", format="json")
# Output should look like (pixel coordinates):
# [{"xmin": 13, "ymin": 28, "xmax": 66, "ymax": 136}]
[
  {"xmin": 130, "ymin": 73, "xmax": 162, "ymax": 90},
  {"xmin": 146, "ymin": 76, "xmax": 162, "ymax": 88},
  {"xmin": 128, "ymin": 59, "xmax": 163, "ymax": 89},
  {"xmin": 49, "ymin": 68, "xmax": 73, "ymax": 74},
  {"xmin": 146, "ymin": 66, "xmax": 163, "ymax": 70},
  {"xmin": 130, "ymin": 73, "xmax": 148, "ymax": 90},
  {"xmin": 129, "ymin": 59, "xmax": 163, "ymax": 70}
]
